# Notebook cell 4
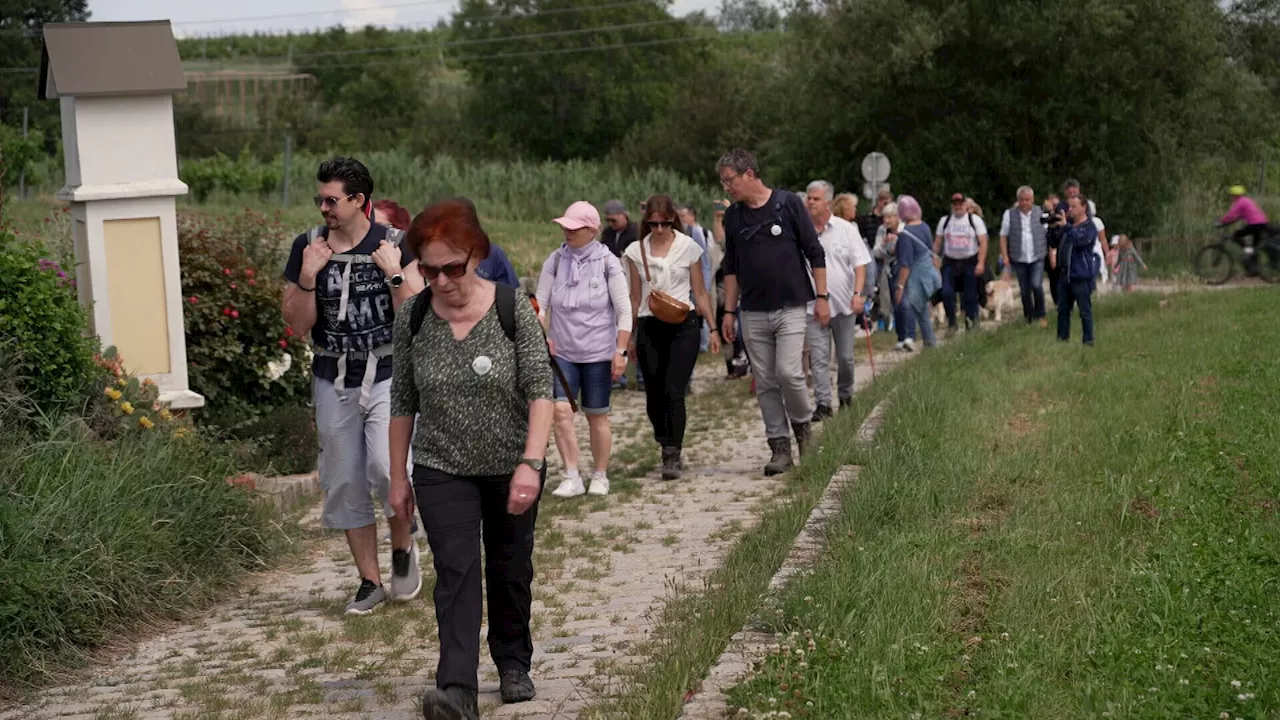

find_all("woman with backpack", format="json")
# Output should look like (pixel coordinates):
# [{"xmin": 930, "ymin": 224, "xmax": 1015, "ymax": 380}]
[
  {"xmin": 387, "ymin": 199, "xmax": 554, "ymax": 720},
  {"xmin": 624, "ymin": 194, "xmax": 719, "ymax": 480},
  {"xmin": 892, "ymin": 195, "xmax": 942, "ymax": 352},
  {"xmin": 536, "ymin": 201, "xmax": 633, "ymax": 498}
]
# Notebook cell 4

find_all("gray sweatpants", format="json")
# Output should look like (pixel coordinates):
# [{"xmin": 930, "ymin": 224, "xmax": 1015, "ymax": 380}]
[
  {"xmin": 806, "ymin": 312, "xmax": 857, "ymax": 407},
  {"xmin": 740, "ymin": 306, "xmax": 813, "ymax": 440},
  {"xmin": 314, "ymin": 377, "xmax": 397, "ymax": 530}
]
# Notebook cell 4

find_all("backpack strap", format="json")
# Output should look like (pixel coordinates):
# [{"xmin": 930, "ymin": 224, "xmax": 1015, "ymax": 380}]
[
  {"xmin": 409, "ymin": 287, "xmax": 433, "ymax": 338},
  {"xmin": 496, "ymin": 283, "xmax": 517, "ymax": 342}
]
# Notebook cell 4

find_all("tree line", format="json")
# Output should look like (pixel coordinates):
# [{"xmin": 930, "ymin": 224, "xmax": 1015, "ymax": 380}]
[{"xmin": 2, "ymin": 0, "xmax": 1279, "ymax": 232}]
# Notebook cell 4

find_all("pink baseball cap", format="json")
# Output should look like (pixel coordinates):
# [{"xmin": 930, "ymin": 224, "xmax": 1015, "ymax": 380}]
[{"xmin": 553, "ymin": 201, "xmax": 601, "ymax": 231}]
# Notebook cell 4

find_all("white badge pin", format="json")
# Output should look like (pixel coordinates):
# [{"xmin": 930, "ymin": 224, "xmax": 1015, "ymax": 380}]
[
  {"xmin": 770, "ymin": 224, "xmax": 782, "ymax": 236},
  {"xmin": 590, "ymin": 277, "xmax": 601, "ymax": 289},
  {"xmin": 472, "ymin": 356, "xmax": 493, "ymax": 376}
]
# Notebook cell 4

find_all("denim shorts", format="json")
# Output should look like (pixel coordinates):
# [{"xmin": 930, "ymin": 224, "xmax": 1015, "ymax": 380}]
[{"xmin": 552, "ymin": 358, "xmax": 613, "ymax": 415}]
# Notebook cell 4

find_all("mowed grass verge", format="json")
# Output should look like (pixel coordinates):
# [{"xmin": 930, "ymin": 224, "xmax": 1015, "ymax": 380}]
[{"xmin": 726, "ymin": 288, "xmax": 1280, "ymax": 718}]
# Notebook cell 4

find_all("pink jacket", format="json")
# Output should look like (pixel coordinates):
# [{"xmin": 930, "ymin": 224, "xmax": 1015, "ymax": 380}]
[{"xmin": 1221, "ymin": 196, "xmax": 1268, "ymax": 226}]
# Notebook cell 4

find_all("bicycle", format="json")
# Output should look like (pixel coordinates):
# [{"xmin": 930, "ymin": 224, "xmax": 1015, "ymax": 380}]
[{"xmin": 1194, "ymin": 229, "xmax": 1280, "ymax": 285}]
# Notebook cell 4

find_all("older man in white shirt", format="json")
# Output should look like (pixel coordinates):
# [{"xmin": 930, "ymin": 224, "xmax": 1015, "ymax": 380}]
[
  {"xmin": 804, "ymin": 180, "xmax": 872, "ymax": 420},
  {"xmin": 999, "ymin": 185, "xmax": 1049, "ymax": 326}
]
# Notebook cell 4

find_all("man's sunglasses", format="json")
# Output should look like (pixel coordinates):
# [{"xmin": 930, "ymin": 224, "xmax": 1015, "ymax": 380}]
[
  {"xmin": 418, "ymin": 251, "xmax": 473, "ymax": 281},
  {"xmin": 314, "ymin": 193, "xmax": 356, "ymax": 209}
]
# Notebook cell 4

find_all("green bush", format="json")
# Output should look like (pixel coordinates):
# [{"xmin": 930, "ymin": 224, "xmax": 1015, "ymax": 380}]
[
  {"xmin": 180, "ymin": 150, "xmax": 282, "ymax": 203},
  {"xmin": 0, "ymin": 417, "xmax": 283, "ymax": 688},
  {"xmin": 0, "ymin": 234, "xmax": 98, "ymax": 413},
  {"xmin": 179, "ymin": 209, "xmax": 311, "ymax": 418}
]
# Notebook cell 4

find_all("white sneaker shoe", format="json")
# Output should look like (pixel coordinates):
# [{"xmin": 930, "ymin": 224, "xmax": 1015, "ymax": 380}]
[
  {"xmin": 587, "ymin": 472, "xmax": 609, "ymax": 496},
  {"xmin": 892, "ymin": 340, "xmax": 905, "ymax": 351},
  {"xmin": 551, "ymin": 472, "xmax": 586, "ymax": 498},
  {"xmin": 901, "ymin": 339, "xmax": 916, "ymax": 353}
]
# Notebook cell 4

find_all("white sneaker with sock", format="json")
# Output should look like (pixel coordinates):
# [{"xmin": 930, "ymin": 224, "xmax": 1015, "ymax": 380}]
[
  {"xmin": 587, "ymin": 471, "xmax": 609, "ymax": 496},
  {"xmin": 551, "ymin": 471, "xmax": 586, "ymax": 498}
]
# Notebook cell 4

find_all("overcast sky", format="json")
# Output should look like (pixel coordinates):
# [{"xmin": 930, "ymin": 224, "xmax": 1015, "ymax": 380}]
[{"xmin": 90, "ymin": 0, "xmax": 724, "ymax": 37}]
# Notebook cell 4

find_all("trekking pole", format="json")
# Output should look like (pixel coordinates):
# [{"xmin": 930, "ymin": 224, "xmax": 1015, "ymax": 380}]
[{"xmin": 861, "ymin": 312, "xmax": 877, "ymax": 381}]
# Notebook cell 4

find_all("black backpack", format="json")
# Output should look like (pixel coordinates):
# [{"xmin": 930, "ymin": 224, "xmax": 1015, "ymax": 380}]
[{"xmin": 407, "ymin": 283, "xmax": 578, "ymax": 413}]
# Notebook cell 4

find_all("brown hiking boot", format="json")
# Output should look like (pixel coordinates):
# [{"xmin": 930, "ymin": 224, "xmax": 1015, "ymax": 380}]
[
  {"xmin": 763, "ymin": 437, "xmax": 793, "ymax": 476},
  {"xmin": 661, "ymin": 446, "xmax": 683, "ymax": 481},
  {"xmin": 792, "ymin": 421, "xmax": 812, "ymax": 458}
]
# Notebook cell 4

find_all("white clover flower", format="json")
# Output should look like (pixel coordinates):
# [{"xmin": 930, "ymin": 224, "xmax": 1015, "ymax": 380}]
[{"xmin": 1231, "ymin": 680, "xmax": 1242, "ymax": 689}]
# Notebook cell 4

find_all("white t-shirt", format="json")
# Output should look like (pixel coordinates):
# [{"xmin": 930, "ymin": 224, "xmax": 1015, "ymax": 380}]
[
  {"xmin": 623, "ymin": 231, "xmax": 703, "ymax": 319},
  {"xmin": 999, "ymin": 208, "xmax": 1039, "ymax": 263},
  {"xmin": 935, "ymin": 212, "xmax": 988, "ymax": 259},
  {"xmin": 807, "ymin": 216, "xmax": 871, "ymax": 317},
  {"xmin": 1092, "ymin": 217, "xmax": 1108, "ymax": 282}
]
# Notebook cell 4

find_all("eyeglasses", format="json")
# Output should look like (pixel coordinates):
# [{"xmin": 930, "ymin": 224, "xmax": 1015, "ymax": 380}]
[
  {"xmin": 719, "ymin": 173, "xmax": 741, "ymax": 188},
  {"xmin": 649, "ymin": 221, "xmax": 674, "ymax": 229},
  {"xmin": 418, "ymin": 250, "xmax": 473, "ymax": 281},
  {"xmin": 314, "ymin": 193, "xmax": 356, "ymax": 209}
]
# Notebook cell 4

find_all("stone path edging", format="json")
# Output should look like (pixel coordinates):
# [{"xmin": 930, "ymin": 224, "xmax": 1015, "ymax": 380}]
[{"xmin": 678, "ymin": 400, "xmax": 891, "ymax": 720}]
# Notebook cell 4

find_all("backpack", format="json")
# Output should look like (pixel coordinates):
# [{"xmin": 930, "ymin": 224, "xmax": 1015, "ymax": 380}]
[
  {"xmin": 407, "ymin": 283, "xmax": 579, "ymax": 413},
  {"xmin": 941, "ymin": 214, "xmax": 994, "ymax": 306}
]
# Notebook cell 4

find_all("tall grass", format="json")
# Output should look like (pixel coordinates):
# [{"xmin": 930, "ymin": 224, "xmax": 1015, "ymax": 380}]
[{"xmin": 0, "ymin": 414, "xmax": 286, "ymax": 690}]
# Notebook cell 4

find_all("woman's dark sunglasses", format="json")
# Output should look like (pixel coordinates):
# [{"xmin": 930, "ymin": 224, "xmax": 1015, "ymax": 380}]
[
  {"xmin": 649, "ymin": 220, "xmax": 675, "ymax": 229},
  {"xmin": 314, "ymin": 193, "xmax": 356, "ymax": 209},
  {"xmin": 418, "ymin": 251, "xmax": 473, "ymax": 281}
]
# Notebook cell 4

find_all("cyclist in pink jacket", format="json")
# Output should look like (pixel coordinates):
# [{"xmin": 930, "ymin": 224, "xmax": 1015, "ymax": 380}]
[{"xmin": 1218, "ymin": 185, "xmax": 1272, "ymax": 253}]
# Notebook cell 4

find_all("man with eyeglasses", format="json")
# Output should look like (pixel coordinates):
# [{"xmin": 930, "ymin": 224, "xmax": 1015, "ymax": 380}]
[
  {"xmin": 717, "ymin": 148, "xmax": 828, "ymax": 476},
  {"xmin": 282, "ymin": 157, "xmax": 426, "ymax": 616}
]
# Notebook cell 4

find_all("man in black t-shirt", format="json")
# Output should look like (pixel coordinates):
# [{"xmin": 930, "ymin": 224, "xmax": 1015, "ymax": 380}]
[
  {"xmin": 282, "ymin": 157, "xmax": 426, "ymax": 616},
  {"xmin": 600, "ymin": 199, "xmax": 638, "ymax": 258},
  {"xmin": 717, "ymin": 148, "xmax": 828, "ymax": 476}
]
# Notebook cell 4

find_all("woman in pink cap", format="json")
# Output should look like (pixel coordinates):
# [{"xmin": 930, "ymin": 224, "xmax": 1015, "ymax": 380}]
[{"xmin": 536, "ymin": 201, "xmax": 633, "ymax": 497}]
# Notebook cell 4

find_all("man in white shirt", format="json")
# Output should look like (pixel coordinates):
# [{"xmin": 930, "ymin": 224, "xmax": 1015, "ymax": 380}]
[
  {"xmin": 934, "ymin": 192, "xmax": 989, "ymax": 332},
  {"xmin": 998, "ymin": 186, "xmax": 1049, "ymax": 326},
  {"xmin": 804, "ymin": 180, "xmax": 871, "ymax": 420},
  {"xmin": 1091, "ymin": 214, "xmax": 1109, "ymax": 286}
]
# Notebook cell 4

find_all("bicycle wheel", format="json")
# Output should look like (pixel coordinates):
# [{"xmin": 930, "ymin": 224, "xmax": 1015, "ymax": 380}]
[
  {"xmin": 1258, "ymin": 243, "xmax": 1280, "ymax": 283},
  {"xmin": 1195, "ymin": 244, "xmax": 1234, "ymax": 285}
]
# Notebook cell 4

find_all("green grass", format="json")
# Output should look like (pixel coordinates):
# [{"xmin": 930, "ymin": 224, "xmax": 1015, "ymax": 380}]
[
  {"xmin": 726, "ymin": 289, "xmax": 1280, "ymax": 718},
  {"xmin": 584, "ymin": 373, "xmax": 901, "ymax": 718},
  {"xmin": 0, "ymin": 417, "xmax": 288, "ymax": 691}
]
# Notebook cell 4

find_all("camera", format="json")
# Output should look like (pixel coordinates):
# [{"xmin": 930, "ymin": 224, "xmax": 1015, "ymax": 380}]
[{"xmin": 1041, "ymin": 211, "xmax": 1053, "ymax": 225}]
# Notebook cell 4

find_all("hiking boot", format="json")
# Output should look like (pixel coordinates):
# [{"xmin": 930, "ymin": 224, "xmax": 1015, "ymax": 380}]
[
  {"xmin": 550, "ymin": 472, "xmax": 586, "ymax": 498},
  {"xmin": 587, "ymin": 471, "xmax": 610, "ymax": 496},
  {"xmin": 661, "ymin": 446, "xmax": 683, "ymax": 481},
  {"xmin": 792, "ymin": 421, "xmax": 812, "ymax": 458},
  {"xmin": 391, "ymin": 543, "xmax": 422, "ymax": 602},
  {"xmin": 839, "ymin": 397, "xmax": 852, "ymax": 409},
  {"xmin": 811, "ymin": 404, "xmax": 833, "ymax": 422},
  {"xmin": 499, "ymin": 669, "xmax": 537, "ymax": 704},
  {"xmin": 422, "ymin": 686, "xmax": 479, "ymax": 720},
  {"xmin": 763, "ymin": 437, "xmax": 793, "ymax": 476},
  {"xmin": 345, "ymin": 579, "xmax": 387, "ymax": 616}
]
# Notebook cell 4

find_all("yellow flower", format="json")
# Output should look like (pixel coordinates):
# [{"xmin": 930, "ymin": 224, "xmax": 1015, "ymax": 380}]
[
  {"xmin": 119, "ymin": 401, "xmax": 134, "ymax": 415},
  {"xmin": 159, "ymin": 409, "xmax": 173, "ymax": 421},
  {"xmin": 117, "ymin": 378, "xmax": 128, "ymax": 387},
  {"xmin": 138, "ymin": 416, "xmax": 155, "ymax": 429},
  {"xmin": 173, "ymin": 427, "xmax": 191, "ymax": 439},
  {"xmin": 104, "ymin": 387, "xmax": 122, "ymax": 401}
]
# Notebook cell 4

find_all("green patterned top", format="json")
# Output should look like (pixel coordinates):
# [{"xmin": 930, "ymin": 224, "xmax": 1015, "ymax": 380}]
[{"xmin": 390, "ymin": 291, "xmax": 553, "ymax": 477}]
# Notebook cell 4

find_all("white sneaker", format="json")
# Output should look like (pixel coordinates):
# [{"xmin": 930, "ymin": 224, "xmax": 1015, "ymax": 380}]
[
  {"xmin": 587, "ymin": 472, "xmax": 609, "ymax": 496},
  {"xmin": 892, "ymin": 340, "xmax": 905, "ymax": 351},
  {"xmin": 901, "ymin": 339, "xmax": 916, "ymax": 353},
  {"xmin": 551, "ymin": 472, "xmax": 586, "ymax": 498}
]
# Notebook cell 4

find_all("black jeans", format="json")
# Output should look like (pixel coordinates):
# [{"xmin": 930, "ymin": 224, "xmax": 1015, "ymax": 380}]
[
  {"xmin": 636, "ymin": 315, "xmax": 702, "ymax": 449},
  {"xmin": 940, "ymin": 256, "xmax": 980, "ymax": 326},
  {"xmin": 413, "ymin": 465, "xmax": 542, "ymax": 693},
  {"xmin": 1056, "ymin": 279, "xmax": 1094, "ymax": 344}
]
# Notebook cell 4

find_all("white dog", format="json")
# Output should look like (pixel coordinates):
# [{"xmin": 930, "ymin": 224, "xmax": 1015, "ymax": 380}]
[{"xmin": 981, "ymin": 275, "xmax": 1019, "ymax": 324}]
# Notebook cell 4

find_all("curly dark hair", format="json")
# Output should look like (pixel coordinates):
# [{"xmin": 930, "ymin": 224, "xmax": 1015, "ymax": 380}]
[{"xmin": 316, "ymin": 157, "xmax": 374, "ymax": 207}]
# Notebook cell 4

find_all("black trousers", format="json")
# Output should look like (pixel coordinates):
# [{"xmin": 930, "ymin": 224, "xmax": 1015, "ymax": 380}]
[
  {"xmin": 636, "ymin": 315, "xmax": 702, "ymax": 450},
  {"xmin": 413, "ymin": 465, "xmax": 542, "ymax": 693}
]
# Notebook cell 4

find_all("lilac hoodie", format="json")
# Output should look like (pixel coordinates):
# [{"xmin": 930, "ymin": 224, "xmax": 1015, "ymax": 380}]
[{"xmin": 535, "ymin": 241, "xmax": 632, "ymax": 364}]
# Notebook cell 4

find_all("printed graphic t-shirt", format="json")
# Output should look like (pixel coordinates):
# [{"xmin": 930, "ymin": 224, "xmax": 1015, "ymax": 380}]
[{"xmin": 282, "ymin": 223, "xmax": 416, "ymax": 385}]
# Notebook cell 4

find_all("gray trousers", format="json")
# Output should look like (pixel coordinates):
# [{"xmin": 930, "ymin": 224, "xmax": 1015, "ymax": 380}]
[
  {"xmin": 805, "ymin": 313, "xmax": 857, "ymax": 407},
  {"xmin": 740, "ymin": 306, "xmax": 813, "ymax": 440}
]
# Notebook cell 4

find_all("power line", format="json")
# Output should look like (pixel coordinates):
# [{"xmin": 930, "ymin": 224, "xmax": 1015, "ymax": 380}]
[
  {"xmin": 171, "ymin": 0, "xmax": 457, "ymax": 27},
  {"xmin": 324, "ymin": 33, "xmax": 703, "ymax": 68}
]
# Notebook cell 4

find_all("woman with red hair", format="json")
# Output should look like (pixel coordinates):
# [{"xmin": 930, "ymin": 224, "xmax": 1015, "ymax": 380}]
[
  {"xmin": 373, "ymin": 199, "xmax": 412, "ymax": 231},
  {"xmin": 388, "ymin": 199, "xmax": 553, "ymax": 719}
]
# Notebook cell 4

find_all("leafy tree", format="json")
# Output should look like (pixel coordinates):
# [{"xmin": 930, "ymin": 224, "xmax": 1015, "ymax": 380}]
[
  {"xmin": 450, "ymin": 0, "xmax": 702, "ymax": 161},
  {"xmin": 717, "ymin": 0, "xmax": 782, "ymax": 32},
  {"xmin": 0, "ymin": 0, "xmax": 89, "ymax": 139}
]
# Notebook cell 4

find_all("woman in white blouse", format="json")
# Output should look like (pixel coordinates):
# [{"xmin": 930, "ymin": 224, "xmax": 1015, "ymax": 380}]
[{"xmin": 624, "ymin": 194, "xmax": 718, "ymax": 481}]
